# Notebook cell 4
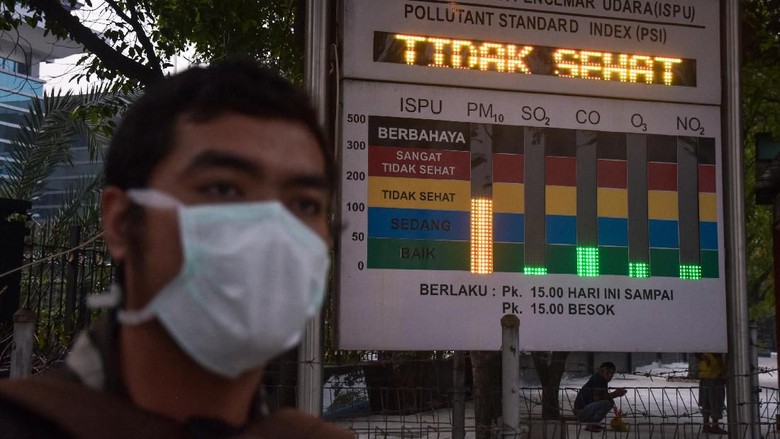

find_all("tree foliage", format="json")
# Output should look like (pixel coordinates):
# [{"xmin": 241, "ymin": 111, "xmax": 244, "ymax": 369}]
[
  {"xmin": 0, "ymin": 0, "xmax": 303, "ymax": 90},
  {"xmin": 742, "ymin": 0, "xmax": 780, "ymax": 322},
  {"xmin": 0, "ymin": 87, "xmax": 136, "ymax": 232}
]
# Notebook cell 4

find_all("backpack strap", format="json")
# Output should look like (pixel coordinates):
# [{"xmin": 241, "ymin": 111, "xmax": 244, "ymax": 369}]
[{"xmin": 0, "ymin": 374, "xmax": 186, "ymax": 439}]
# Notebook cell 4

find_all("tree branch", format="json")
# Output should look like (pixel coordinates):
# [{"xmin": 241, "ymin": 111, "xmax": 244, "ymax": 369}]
[
  {"xmin": 26, "ymin": 0, "xmax": 164, "ymax": 85},
  {"xmin": 104, "ymin": 0, "xmax": 163, "ymax": 72}
]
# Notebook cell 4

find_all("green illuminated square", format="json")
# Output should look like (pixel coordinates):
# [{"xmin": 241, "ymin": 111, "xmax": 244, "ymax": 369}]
[
  {"xmin": 679, "ymin": 264, "xmax": 702, "ymax": 280},
  {"xmin": 629, "ymin": 262, "xmax": 650, "ymax": 278},
  {"xmin": 524, "ymin": 266, "xmax": 548, "ymax": 275},
  {"xmin": 576, "ymin": 246, "xmax": 599, "ymax": 277}
]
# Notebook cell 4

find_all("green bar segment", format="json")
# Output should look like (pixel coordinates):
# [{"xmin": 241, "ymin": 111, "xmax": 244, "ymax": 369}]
[
  {"xmin": 495, "ymin": 243, "xmax": 524, "ymax": 273},
  {"xmin": 600, "ymin": 247, "xmax": 629, "ymax": 276},
  {"xmin": 701, "ymin": 250, "xmax": 719, "ymax": 278},
  {"xmin": 367, "ymin": 238, "xmax": 469, "ymax": 270},
  {"xmin": 547, "ymin": 245, "xmax": 577, "ymax": 274},
  {"xmin": 650, "ymin": 248, "xmax": 680, "ymax": 277}
]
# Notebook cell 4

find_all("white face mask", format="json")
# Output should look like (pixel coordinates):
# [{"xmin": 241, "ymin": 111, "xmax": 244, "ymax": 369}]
[{"xmin": 117, "ymin": 189, "xmax": 330, "ymax": 379}]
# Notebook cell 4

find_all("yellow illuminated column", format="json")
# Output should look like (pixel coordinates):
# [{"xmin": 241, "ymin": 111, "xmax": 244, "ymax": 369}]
[
  {"xmin": 471, "ymin": 198, "xmax": 494, "ymax": 274},
  {"xmin": 470, "ymin": 124, "xmax": 494, "ymax": 274}
]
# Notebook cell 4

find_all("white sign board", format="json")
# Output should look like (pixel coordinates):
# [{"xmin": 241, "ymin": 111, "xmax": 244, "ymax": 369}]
[
  {"xmin": 336, "ymin": 0, "xmax": 726, "ymax": 352},
  {"xmin": 342, "ymin": 0, "xmax": 720, "ymax": 104}
]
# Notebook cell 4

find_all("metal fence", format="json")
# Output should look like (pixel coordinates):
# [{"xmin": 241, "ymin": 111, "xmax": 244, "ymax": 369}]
[
  {"xmin": 1, "ymin": 227, "xmax": 779, "ymax": 438},
  {"xmin": 317, "ymin": 377, "xmax": 780, "ymax": 438},
  {"xmin": 256, "ymin": 350, "xmax": 780, "ymax": 439},
  {"xmin": 0, "ymin": 224, "xmax": 112, "ymax": 376}
]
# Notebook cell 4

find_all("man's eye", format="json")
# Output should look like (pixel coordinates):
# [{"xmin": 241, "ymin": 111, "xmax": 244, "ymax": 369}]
[
  {"xmin": 289, "ymin": 197, "xmax": 324, "ymax": 217},
  {"xmin": 202, "ymin": 182, "xmax": 243, "ymax": 198}
]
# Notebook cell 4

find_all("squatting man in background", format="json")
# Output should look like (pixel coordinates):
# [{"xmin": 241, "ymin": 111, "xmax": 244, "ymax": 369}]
[
  {"xmin": 0, "ymin": 59, "xmax": 354, "ymax": 438},
  {"xmin": 573, "ymin": 361, "xmax": 628, "ymax": 432},
  {"xmin": 696, "ymin": 352, "xmax": 728, "ymax": 434}
]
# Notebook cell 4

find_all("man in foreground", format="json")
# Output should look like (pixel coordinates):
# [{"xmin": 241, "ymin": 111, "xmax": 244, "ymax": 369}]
[
  {"xmin": 573, "ymin": 361, "xmax": 628, "ymax": 432},
  {"xmin": 0, "ymin": 60, "xmax": 353, "ymax": 438}
]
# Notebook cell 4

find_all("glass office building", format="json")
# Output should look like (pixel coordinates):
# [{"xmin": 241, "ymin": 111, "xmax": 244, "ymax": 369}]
[{"xmin": 0, "ymin": 6, "xmax": 82, "ymax": 218}]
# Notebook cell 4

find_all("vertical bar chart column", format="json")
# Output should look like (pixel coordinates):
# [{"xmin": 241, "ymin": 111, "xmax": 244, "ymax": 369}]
[
  {"xmin": 576, "ymin": 131, "xmax": 598, "ymax": 276},
  {"xmin": 647, "ymin": 135, "xmax": 680, "ymax": 277},
  {"xmin": 678, "ymin": 136, "xmax": 701, "ymax": 279},
  {"xmin": 545, "ymin": 129, "xmax": 578, "ymax": 275},
  {"xmin": 597, "ymin": 132, "xmax": 629, "ymax": 276},
  {"xmin": 492, "ymin": 125, "xmax": 525, "ymax": 273},
  {"xmin": 524, "ymin": 127, "xmax": 547, "ymax": 275},
  {"xmin": 697, "ymin": 138, "xmax": 719, "ymax": 278},
  {"xmin": 626, "ymin": 134, "xmax": 650, "ymax": 277},
  {"xmin": 470, "ymin": 124, "xmax": 493, "ymax": 274}
]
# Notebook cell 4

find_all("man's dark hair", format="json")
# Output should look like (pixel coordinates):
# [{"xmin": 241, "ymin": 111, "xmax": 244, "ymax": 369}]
[
  {"xmin": 599, "ymin": 361, "xmax": 617, "ymax": 371},
  {"xmin": 105, "ymin": 58, "xmax": 332, "ymax": 190}
]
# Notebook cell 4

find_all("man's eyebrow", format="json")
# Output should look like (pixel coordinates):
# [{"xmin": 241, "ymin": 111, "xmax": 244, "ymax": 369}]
[
  {"xmin": 185, "ymin": 150, "xmax": 259, "ymax": 174},
  {"xmin": 286, "ymin": 174, "xmax": 332, "ymax": 193},
  {"xmin": 185, "ymin": 149, "xmax": 332, "ymax": 191}
]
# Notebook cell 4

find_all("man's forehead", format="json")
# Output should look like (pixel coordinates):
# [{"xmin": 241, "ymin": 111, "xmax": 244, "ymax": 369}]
[
  {"xmin": 144, "ymin": 114, "xmax": 330, "ymax": 190},
  {"xmin": 173, "ymin": 115, "xmax": 324, "ymax": 163}
]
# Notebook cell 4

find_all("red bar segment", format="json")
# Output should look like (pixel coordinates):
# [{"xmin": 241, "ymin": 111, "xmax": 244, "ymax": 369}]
[
  {"xmin": 597, "ymin": 159, "xmax": 627, "ymax": 189},
  {"xmin": 493, "ymin": 154, "xmax": 524, "ymax": 183},
  {"xmin": 698, "ymin": 164, "xmax": 716, "ymax": 193},
  {"xmin": 368, "ymin": 145, "xmax": 470, "ymax": 180},
  {"xmin": 647, "ymin": 162, "xmax": 677, "ymax": 191},
  {"xmin": 546, "ymin": 156, "xmax": 576, "ymax": 186}
]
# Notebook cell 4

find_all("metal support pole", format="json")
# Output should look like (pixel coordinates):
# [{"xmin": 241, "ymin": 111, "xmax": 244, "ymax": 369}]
[
  {"xmin": 722, "ymin": 0, "xmax": 753, "ymax": 433},
  {"xmin": 64, "ymin": 225, "xmax": 80, "ymax": 335},
  {"xmin": 773, "ymin": 195, "xmax": 780, "ymax": 430},
  {"xmin": 502, "ymin": 315, "xmax": 520, "ymax": 438},
  {"xmin": 453, "ymin": 351, "xmax": 466, "ymax": 439},
  {"xmin": 298, "ymin": 0, "xmax": 329, "ymax": 416},
  {"xmin": 10, "ymin": 309, "xmax": 36, "ymax": 379},
  {"xmin": 749, "ymin": 326, "xmax": 761, "ymax": 439}
]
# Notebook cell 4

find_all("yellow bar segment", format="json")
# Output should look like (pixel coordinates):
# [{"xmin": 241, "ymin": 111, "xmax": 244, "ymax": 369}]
[
  {"xmin": 699, "ymin": 193, "xmax": 717, "ymax": 222},
  {"xmin": 493, "ymin": 183, "xmax": 524, "ymax": 213},
  {"xmin": 597, "ymin": 188, "xmax": 628, "ymax": 218},
  {"xmin": 471, "ymin": 197, "xmax": 494, "ymax": 274},
  {"xmin": 369, "ymin": 176, "xmax": 471, "ymax": 210},
  {"xmin": 648, "ymin": 191, "xmax": 679, "ymax": 220},
  {"xmin": 546, "ymin": 186, "xmax": 576, "ymax": 215}
]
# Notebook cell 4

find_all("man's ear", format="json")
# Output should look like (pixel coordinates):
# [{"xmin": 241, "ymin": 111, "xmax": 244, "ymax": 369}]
[{"xmin": 102, "ymin": 186, "xmax": 132, "ymax": 263}]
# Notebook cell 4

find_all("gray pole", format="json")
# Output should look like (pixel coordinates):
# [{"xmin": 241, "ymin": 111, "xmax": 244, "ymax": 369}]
[
  {"xmin": 452, "ymin": 351, "xmax": 466, "ymax": 439},
  {"xmin": 10, "ymin": 309, "xmax": 36, "ymax": 379},
  {"xmin": 501, "ymin": 315, "xmax": 521, "ymax": 438},
  {"xmin": 722, "ymin": 0, "xmax": 753, "ymax": 434},
  {"xmin": 298, "ymin": 0, "xmax": 329, "ymax": 416},
  {"xmin": 749, "ymin": 326, "xmax": 761, "ymax": 439},
  {"xmin": 64, "ymin": 226, "xmax": 81, "ymax": 335}
]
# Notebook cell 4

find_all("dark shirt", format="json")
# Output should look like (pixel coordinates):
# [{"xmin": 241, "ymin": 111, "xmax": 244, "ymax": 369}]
[
  {"xmin": 0, "ymin": 316, "xmax": 353, "ymax": 438},
  {"xmin": 574, "ymin": 372, "xmax": 609, "ymax": 410}
]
